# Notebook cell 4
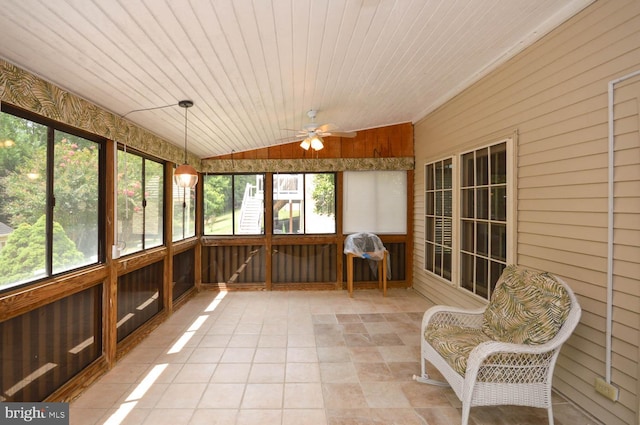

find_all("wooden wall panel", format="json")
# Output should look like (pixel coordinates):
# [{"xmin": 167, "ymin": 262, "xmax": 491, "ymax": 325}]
[
  {"xmin": 0, "ymin": 285, "xmax": 101, "ymax": 402},
  {"xmin": 272, "ymin": 244, "xmax": 337, "ymax": 284},
  {"xmin": 206, "ymin": 123, "xmax": 413, "ymax": 160},
  {"xmin": 199, "ymin": 242, "xmax": 408, "ymax": 286},
  {"xmin": 323, "ymin": 137, "xmax": 342, "ymax": 158},
  {"xmin": 202, "ymin": 245, "xmax": 266, "ymax": 285},
  {"xmin": 116, "ymin": 261, "xmax": 163, "ymax": 342},
  {"xmin": 173, "ymin": 248, "xmax": 195, "ymax": 301}
]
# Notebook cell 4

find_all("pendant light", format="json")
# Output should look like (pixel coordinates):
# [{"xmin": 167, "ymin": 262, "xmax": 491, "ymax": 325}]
[{"xmin": 174, "ymin": 100, "xmax": 198, "ymax": 188}]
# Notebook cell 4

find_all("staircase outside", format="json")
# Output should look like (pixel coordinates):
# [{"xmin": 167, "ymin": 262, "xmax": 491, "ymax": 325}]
[{"xmin": 237, "ymin": 183, "xmax": 263, "ymax": 234}]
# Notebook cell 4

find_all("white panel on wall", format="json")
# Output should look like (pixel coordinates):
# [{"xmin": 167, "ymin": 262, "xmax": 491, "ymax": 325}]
[{"xmin": 343, "ymin": 171, "xmax": 407, "ymax": 234}]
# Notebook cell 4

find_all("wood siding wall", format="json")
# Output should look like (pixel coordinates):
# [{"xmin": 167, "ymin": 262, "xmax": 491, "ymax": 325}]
[
  {"xmin": 206, "ymin": 123, "xmax": 414, "ymax": 160},
  {"xmin": 412, "ymin": 1, "xmax": 640, "ymax": 424}
]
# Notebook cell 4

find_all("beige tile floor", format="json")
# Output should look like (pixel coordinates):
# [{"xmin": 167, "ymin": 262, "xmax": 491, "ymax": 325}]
[{"xmin": 70, "ymin": 289, "xmax": 599, "ymax": 425}]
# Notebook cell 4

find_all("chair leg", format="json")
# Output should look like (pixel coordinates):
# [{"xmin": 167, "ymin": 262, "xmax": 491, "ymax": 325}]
[
  {"xmin": 346, "ymin": 253, "xmax": 354, "ymax": 297},
  {"xmin": 412, "ymin": 352, "xmax": 428, "ymax": 383},
  {"xmin": 461, "ymin": 403, "xmax": 471, "ymax": 425},
  {"xmin": 377, "ymin": 255, "xmax": 387, "ymax": 296},
  {"xmin": 548, "ymin": 406, "xmax": 554, "ymax": 425},
  {"xmin": 382, "ymin": 251, "xmax": 387, "ymax": 296},
  {"xmin": 413, "ymin": 374, "xmax": 450, "ymax": 386},
  {"xmin": 377, "ymin": 259, "xmax": 383, "ymax": 292},
  {"xmin": 412, "ymin": 353, "xmax": 449, "ymax": 386}
]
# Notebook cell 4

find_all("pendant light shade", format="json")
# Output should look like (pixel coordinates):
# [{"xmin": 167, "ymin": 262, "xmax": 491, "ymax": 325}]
[
  {"xmin": 310, "ymin": 134, "xmax": 324, "ymax": 150},
  {"xmin": 174, "ymin": 100, "xmax": 198, "ymax": 188},
  {"xmin": 299, "ymin": 137, "xmax": 311, "ymax": 150},
  {"xmin": 174, "ymin": 163, "xmax": 198, "ymax": 188},
  {"xmin": 299, "ymin": 132, "xmax": 324, "ymax": 151}
]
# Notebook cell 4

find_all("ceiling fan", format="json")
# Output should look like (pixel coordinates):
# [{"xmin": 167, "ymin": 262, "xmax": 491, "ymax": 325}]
[{"xmin": 288, "ymin": 110, "xmax": 357, "ymax": 151}]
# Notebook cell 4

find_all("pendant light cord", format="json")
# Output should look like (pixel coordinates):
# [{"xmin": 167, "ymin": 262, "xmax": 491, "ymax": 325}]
[
  {"xmin": 116, "ymin": 101, "xmax": 185, "ymax": 241},
  {"xmin": 183, "ymin": 105, "xmax": 188, "ymax": 165},
  {"xmin": 178, "ymin": 99, "xmax": 194, "ymax": 165},
  {"xmin": 121, "ymin": 103, "xmax": 178, "ymax": 119},
  {"xmin": 118, "ymin": 102, "xmax": 177, "ymax": 220}
]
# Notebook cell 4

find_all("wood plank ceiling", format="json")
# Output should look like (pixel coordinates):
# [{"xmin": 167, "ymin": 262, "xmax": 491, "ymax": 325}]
[{"xmin": 0, "ymin": 0, "xmax": 593, "ymax": 158}]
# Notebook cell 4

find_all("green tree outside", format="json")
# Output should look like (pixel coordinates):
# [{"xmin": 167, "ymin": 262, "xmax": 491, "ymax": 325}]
[
  {"xmin": 312, "ymin": 173, "xmax": 335, "ymax": 217},
  {"xmin": 203, "ymin": 174, "xmax": 232, "ymax": 223},
  {"xmin": 0, "ymin": 113, "xmax": 47, "ymax": 225},
  {"xmin": 0, "ymin": 112, "xmax": 100, "ymax": 287},
  {"xmin": 0, "ymin": 215, "xmax": 83, "ymax": 287}
]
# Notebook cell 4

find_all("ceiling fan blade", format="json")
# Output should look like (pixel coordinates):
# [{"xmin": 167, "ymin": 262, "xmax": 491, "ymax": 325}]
[
  {"xmin": 284, "ymin": 111, "xmax": 357, "ymax": 144},
  {"xmin": 322, "ymin": 130, "xmax": 357, "ymax": 138},
  {"xmin": 316, "ymin": 123, "xmax": 336, "ymax": 133},
  {"xmin": 280, "ymin": 128, "xmax": 308, "ymax": 138},
  {"xmin": 274, "ymin": 134, "xmax": 306, "ymax": 143},
  {"xmin": 282, "ymin": 128, "xmax": 309, "ymax": 135}
]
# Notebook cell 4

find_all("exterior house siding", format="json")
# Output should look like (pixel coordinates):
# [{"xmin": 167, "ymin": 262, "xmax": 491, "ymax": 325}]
[{"xmin": 412, "ymin": 1, "xmax": 639, "ymax": 424}]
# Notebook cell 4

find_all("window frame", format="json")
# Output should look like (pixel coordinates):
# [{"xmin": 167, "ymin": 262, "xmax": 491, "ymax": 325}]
[
  {"xmin": 171, "ymin": 171, "xmax": 197, "ymax": 242},
  {"xmin": 0, "ymin": 104, "xmax": 106, "ymax": 292},
  {"xmin": 424, "ymin": 157, "xmax": 455, "ymax": 281},
  {"xmin": 202, "ymin": 173, "xmax": 266, "ymax": 236},
  {"xmin": 458, "ymin": 139, "xmax": 514, "ymax": 300},
  {"xmin": 272, "ymin": 172, "xmax": 337, "ymax": 236},
  {"xmin": 423, "ymin": 138, "xmax": 514, "ymax": 301},
  {"xmin": 116, "ymin": 145, "xmax": 166, "ymax": 256},
  {"xmin": 202, "ymin": 172, "xmax": 338, "ymax": 237}
]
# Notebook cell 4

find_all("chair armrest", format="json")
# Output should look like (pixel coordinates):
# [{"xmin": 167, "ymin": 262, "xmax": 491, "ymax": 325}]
[
  {"xmin": 465, "ymin": 340, "xmax": 562, "ymax": 384},
  {"xmin": 471, "ymin": 339, "xmax": 560, "ymax": 358},
  {"xmin": 422, "ymin": 305, "xmax": 486, "ymax": 330}
]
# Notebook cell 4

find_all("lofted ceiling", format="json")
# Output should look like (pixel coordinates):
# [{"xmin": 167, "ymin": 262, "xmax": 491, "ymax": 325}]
[{"xmin": 0, "ymin": 0, "xmax": 593, "ymax": 159}]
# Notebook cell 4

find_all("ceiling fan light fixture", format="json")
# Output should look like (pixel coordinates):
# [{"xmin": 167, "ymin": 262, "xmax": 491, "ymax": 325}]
[
  {"xmin": 310, "ymin": 135, "xmax": 324, "ymax": 151},
  {"xmin": 300, "ymin": 138, "xmax": 311, "ymax": 150},
  {"xmin": 174, "ymin": 99, "xmax": 198, "ymax": 189},
  {"xmin": 295, "ymin": 109, "xmax": 344, "ymax": 151}
]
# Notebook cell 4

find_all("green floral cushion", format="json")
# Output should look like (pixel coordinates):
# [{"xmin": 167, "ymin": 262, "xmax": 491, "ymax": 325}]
[
  {"xmin": 424, "ymin": 325, "xmax": 491, "ymax": 375},
  {"xmin": 482, "ymin": 265, "xmax": 571, "ymax": 345}
]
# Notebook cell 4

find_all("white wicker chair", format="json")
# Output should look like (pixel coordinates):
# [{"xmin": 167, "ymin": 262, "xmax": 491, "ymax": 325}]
[{"xmin": 413, "ymin": 266, "xmax": 582, "ymax": 425}]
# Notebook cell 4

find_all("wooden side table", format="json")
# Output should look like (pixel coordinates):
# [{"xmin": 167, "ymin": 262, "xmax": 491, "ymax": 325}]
[{"xmin": 346, "ymin": 250, "xmax": 388, "ymax": 297}]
